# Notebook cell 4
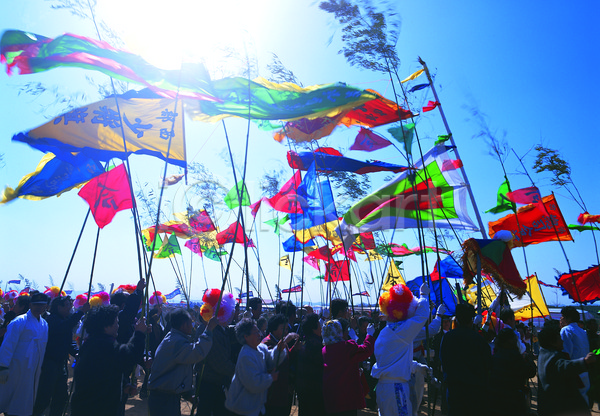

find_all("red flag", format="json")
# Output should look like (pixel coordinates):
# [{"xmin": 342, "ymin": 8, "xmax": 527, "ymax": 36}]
[
  {"xmin": 430, "ymin": 261, "xmax": 441, "ymax": 281},
  {"xmin": 422, "ymin": 100, "xmax": 440, "ymax": 112},
  {"xmin": 266, "ymin": 171, "xmax": 303, "ymax": 214},
  {"xmin": 325, "ymin": 259, "xmax": 350, "ymax": 282},
  {"xmin": 578, "ymin": 212, "xmax": 600, "ymax": 225},
  {"xmin": 250, "ymin": 197, "xmax": 265, "ymax": 218},
  {"xmin": 558, "ymin": 266, "xmax": 600, "ymax": 303},
  {"xmin": 78, "ymin": 164, "xmax": 133, "ymax": 228},
  {"xmin": 216, "ymin": 221, "xmax": 255, "ymax": 247},
  {"xmin": 488, "ymin": 194, "xmax": 573, "ymax": 247},
  {"xmin": 308, "ymin": 246, "xmax": 334, "ymax": 262},
  {"xmin": 506, "ymin": 187, "xmax": 541, "ymax": 204},
  {"xmin": 335, "ymin": 244, "xmax": 357, "ymax": 261},
  {"xmin": 314, "ymin": 147, "xmax": 343, "ymax": 156},
  {"xmin": 189, "ymin": 210, "xmax": 215, "ymax": 233},
  {"xmin": 441, "ymin": 159, "xmax": 463, "ymax": 172},
  {"xmin": 282, "ymin": 284, "xmax": 303, "ymax": 293},
  {"xmin": 349, "ymin": 128, "xmax": 392, "ymax": 152}
]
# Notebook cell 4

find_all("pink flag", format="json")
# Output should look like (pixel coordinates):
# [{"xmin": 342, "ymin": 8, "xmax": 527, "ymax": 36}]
[
  {"xmin": 184, "ymin": 238, "xmax": 203, "ymax": 256},
  {"xmin": 303, "ymin": 256, "xmax": 320, "ymax": 270},
  {"xmin": 441, "ymin": 159, "xmax": 463, "ymax": 172},
  {"xmin": 250, "ymin": 197, "xmax": 265, "ymax": 218},
  {"xmin": 349, "ymin": 128, "xmax": 392, "ymax": 152},
  {"xmin": 78, "ymin": 164, "xmax": 133, "ymax": 228},
  {"xmin": 506, "ymin": 187, "xmax": 541, "ymax": 204}
]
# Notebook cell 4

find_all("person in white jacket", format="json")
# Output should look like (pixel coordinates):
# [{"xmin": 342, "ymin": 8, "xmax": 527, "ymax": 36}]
[
  {"xmin": 225, "ymin": 318, "xmax": 287, "ymax": 416},
  {"xmin": 371, "ymin": 283, "xmax": 430, "ymax": 416}
]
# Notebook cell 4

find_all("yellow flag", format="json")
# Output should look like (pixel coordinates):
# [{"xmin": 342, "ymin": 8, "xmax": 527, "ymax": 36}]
[
  {"xmin": 279, "ymin": 255, "xmax": 292, "ymax": 271},
  {"xmin": 381, "ymin": 261, "xmax": 406, "ymax": 291},
  {"xmin": 514, "ymin": 275, "xmax": 550, "ymax": 321},
  {"xmin": 401, "ymin": 69, "xmax": 425, "ymax": 83},
  {"xmin": 294, "ymin": 219, "xmax": 342, "ymax": 246},
  {"xmin": 364, "ymin": 250, "xmax": 383, "ymax": 262}
]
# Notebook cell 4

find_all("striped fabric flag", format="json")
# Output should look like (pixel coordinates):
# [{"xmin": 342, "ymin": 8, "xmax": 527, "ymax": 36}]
[{"xmin": 282, "ymin": 285, "xmax": 302, "ymax": 293}]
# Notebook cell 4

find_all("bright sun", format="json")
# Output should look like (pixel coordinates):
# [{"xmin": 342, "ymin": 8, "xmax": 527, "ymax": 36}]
[{"xmin": 97, "ymin": 0, "xmax": 262, "ymax": 71}]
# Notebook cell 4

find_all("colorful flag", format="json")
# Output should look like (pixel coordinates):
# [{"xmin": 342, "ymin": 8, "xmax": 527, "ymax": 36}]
[
  {"xmin": 161, "ymin": 174, "xmax": 184, "ymax": 187},
  {"xmin": 430, "ymin": 256, "xmax": 463, "ymax": 281},
  {"xmin": 506, "ymin": 187, "xmax": 541, "ymax": 204},
  {"xmin": 308, "ymin": 246, "xmax": 335, "ymax": 262},
  {"xmin": 294, "ymin": 218, "xmax": 343, "ymax": 246},
  {"xmin": 1, "ymin": 152, "xmax": 103, "ymax": 203},
  {"xmin": 273, "ymin": 114, "xmax": 344, "ymax": 143},
  {"xmin": 349, "ymin": 128, "xmax": 392, "ymax": 152},
  {"xmin": 338, "ymin": 93, "xmax": 415, "ymax": 127},
  {"xmin": 78, "ymin": 164, "xmax": 133, "ymax": 229},
  {"xmin": 239, "ymin": 291, "xmax": 253, "ymax": 298},
  {"xmin": 14, "ymin": 89, "xmax": 186, "ymax": 167},
  {"xmin": 142, "ymin": 230, "xmax": 162, "ymax": 252},
  {"xmin": 486, "ymin": 179, "xmax": 516, "ymax": 214},
  {"xmin": 352, "ymin": 291, "xmax": 370, "ymax": 297},
  {"xmin": 224, "ymin": 180, "xmax": 251, "ymax": 209},
  {"xmin": 188, "ymin": 209, "xmax": 216, "ymax": 233},
  {"xmin": 387, "ymin": 123, "xmax": 415, "ymax": 156},
  {"xmin": 0, "ymin": 30, "xmax": 215, "ymax": 100},
  {"xmin": 282, "ymin": 285, "xmax": 302, "ymax": 293},
  {"xmin": 303, "ymin": 256, "xmax": 320, "ymax": 270},
  {"xmin": 325, "ymin": 260, "xmax": 350, "ymax": 282},
  {"xmin": 441, "ymin": 159, "xmax": 463, "ymax": 172},
  {"xmin": 375, "ymin": 243, "xmax": 450, "ymax": 258},
  {"xmin": 250, "ymin": 198, "xmax": 265, "ymax": 218},
  {"xmin": 216, "ymin": 222, "xmax": 255, "ymax": 247},
  {"xmin": 313, "ymin": 275, "xmax": 325, "ymax": 280},
  {"xmin": 165, "ymin": 288, "xmax": 182, "ymax": 300},
  {"xmin": 7, "ymin": 279, "xmax": 21, "ymax": 284},
  {"xmin": 381, "ymin": 260, "xmax": 406, "ymax": 291},
  {"xmin": 422, "ymin": 100, "xmax": 440, "ymax": 112},
  {"xmin": 488, "ymin": 194, "xmax": 573, "ymax": 247},
  {"xmin": 538, "ymin": 279, "xmax": 561, "ymax": 289},
  {"xmin": 184, "ymin": 238, "xmax": 203, "ymax": 256},
  {"xmin": 558, "ymin": 266, "xmax": 600, "ymax": 303},
  {"xmin": 154, "ymin": 233, "xmax": 181, "ymax": 259},
  {"xmin": 408, "ymin": 83, "xmax": 429, "ymax": 92},
  {"xmin": 279, "ymin": 255, "xmax": 292, "ymax": 271},
  {"xmin": 266, "ymin": 171, "xmax": 303, "ymax": 214},
  {"xmin": 339, "ymin": 145, "xmax": 478, "ymax": 247},
  {"xmin": 264, "ymin": 218, "xmax": 281, "ymax": 235},
  {"xmin": 462, "ymin": 238, "xmax": 526, "ymax": 296},
  {"xmin": 435, "ymin": 134, "xmax": 451, "ymax": 145},
  {"xmin": 401, "ymin": 69, "xmax": 425, "ymax": 83},
  {"xmin": 578, "ymin": 212, "xmax": 600, "ymax": 225},
  {"xmin": 287, "ymin": 150, "xmax": 407, "ymax": 174},
  {"xmin": 282, "ymin": 235, "xmax": 316, "ymax": 252}
]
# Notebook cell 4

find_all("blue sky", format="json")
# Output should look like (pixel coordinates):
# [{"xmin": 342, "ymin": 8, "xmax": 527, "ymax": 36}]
[{"xmin": 1, "ymin": 1, "xmax": 599, "ymax": 308}]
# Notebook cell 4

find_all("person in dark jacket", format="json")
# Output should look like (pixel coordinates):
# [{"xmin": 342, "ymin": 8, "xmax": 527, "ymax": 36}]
[
  {"xmin": 196, "ymin": 318, "xmax": 237, "ymax": 416},
  {"xmin": 295, "ymin": 313, "xmax": 326, "ymax": 416},
  {"xmin": 489, "ymin": 328, "xmax": 537, "ymax": 416},
  {"xmin": 70, "ymin": 305, "xmax": 146, "ymax": 416},
  {"xmin": 440, "ymin": 303, "xmax": 491, "ymax": 416},
  {"xmin": 148, "ymin": 309, "xmax": 217, "ymax": 416},
  {"xmin": 537, "ymin": 325, "xmax": 596, "ymax": 416},
  {"xmin": 33, "ymin": 296, "xmax": 90, "ymax": 416},
  {"xmin": 261, "ymin": 314, "xmax": 299, "ymax": 416}
]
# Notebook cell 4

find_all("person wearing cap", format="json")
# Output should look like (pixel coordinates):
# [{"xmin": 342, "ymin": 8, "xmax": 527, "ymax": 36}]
[{"xmin": 0, "ymin": 290, "xmax": 50, "ymax": 416}]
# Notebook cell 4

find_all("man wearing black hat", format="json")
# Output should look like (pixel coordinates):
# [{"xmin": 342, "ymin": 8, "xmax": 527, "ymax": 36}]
[{"xmin": 0, "ymin": 290, "xmax": 50, "ymax": 416}]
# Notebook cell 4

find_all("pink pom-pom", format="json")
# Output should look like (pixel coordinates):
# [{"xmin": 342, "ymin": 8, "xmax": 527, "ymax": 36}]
[
  {"xmin": 73, "ymin": 294, "xmax": 88, "ymax": 309},
  {"xmin": 4, "ymin": 290, "xmax": 18, "ymax": 303},
  {"xmin": 149, "ymin": 291, "xmax": 167, "ymax": 306},
  {"xmin": 44, "ymin": 286, "xmax": 66, "ymax": 299}
]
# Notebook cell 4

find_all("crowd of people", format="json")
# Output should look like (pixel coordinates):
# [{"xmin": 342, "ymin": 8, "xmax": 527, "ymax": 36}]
[{"xmin": 0, "ymin": 279, "xmax": 598, "ymax": 416}]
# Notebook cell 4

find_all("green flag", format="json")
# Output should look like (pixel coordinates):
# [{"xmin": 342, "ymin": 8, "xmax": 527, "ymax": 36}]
[
  {"xmin": 279, "ymin": 214, "xmax": 289, "ymax": 224},
  {"xmin": 568, "ymin": 224, "xmax": 597, "ymax": 232},
  {"xmin": 485, "ymin": 180, "xmax": 516, "ymax": 214},
  {"xmin": 224, "ymin": 180, "xmax": 251, "ymax": 210},
  {"xmin": 435, "ymin": 134, "xmax": 452, "ymax": 145},
  {"xmin": 203, "ymin": 246, "xmax": 227, "ymax": 261},
  {"xmin": 265, "ymin": 218, "xmax": 280, "ymax": 235},
  {"xmin": 313, "ymin": 275, "xmax": 325, "ymax": 280},
  {"xmin": 388, "ymin": 123, "xmax": 415, "ymax": 156},
  {"xmin": 154, "ymin": 234, "xmax": 181, "ymax": 259}
]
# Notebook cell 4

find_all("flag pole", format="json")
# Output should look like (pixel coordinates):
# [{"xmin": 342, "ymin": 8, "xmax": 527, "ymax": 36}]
[{"xmin": 418, "ymin": 57, "xmax": 487, "ymax": 239}]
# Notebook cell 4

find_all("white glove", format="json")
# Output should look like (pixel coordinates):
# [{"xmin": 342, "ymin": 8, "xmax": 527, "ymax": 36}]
[
  {"xmin": 473, "ymin": 314, "xmax": 483, "ymax": 327},
  {"xmin": 0, "ymin": 368, "xmax": 8, "ymax": 384},
  {"xmin": 366, "ymin": 323, "xmax": 375, "ymax": 336},
  {"xmin": 436, "ymin": 304, "xmax": 447, "ymax": 316},
  {"xmin": 420, "ymin": 283, "xmax": 430, "ymax": 297}
]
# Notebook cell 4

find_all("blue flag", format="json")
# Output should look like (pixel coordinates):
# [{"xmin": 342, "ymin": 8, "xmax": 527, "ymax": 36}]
[
  {"xmin": 165, "ymin": 288, "xmax": 182, "ymax": 300},
  {"xmin": 405, "ymin": 275, "xmax": 457, "ymax": 315},
  {"xmin": 282, "ymin": 235, "xmax": 316, "ymax": 252},
  {"xmin": 7, "ymin": 279, "xmax": 21, "ymax": 284},
  {"xmin": 289, "ymin": 162, "xmax": 338, "ymax": 230}
]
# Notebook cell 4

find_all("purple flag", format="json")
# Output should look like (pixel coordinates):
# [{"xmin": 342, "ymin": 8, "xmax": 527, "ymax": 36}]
[{"xmin": 349, "ymin": 128, "xmax": 393, "ymax": 152}]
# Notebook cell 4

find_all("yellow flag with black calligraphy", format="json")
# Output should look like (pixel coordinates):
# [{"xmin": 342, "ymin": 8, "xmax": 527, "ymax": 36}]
[
  {"xmin": 381, "ymin": 261, "xmax": 406, "ymax": 291},
  {"xmin": 279, "ymin": 255, "xmax": 292, "ymax": 271}
]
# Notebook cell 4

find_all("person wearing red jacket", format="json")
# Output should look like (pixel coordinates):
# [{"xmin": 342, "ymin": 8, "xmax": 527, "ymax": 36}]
[{"xmin": 322, "ymin": 318, "xmax": 376, "ymax": 416}]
